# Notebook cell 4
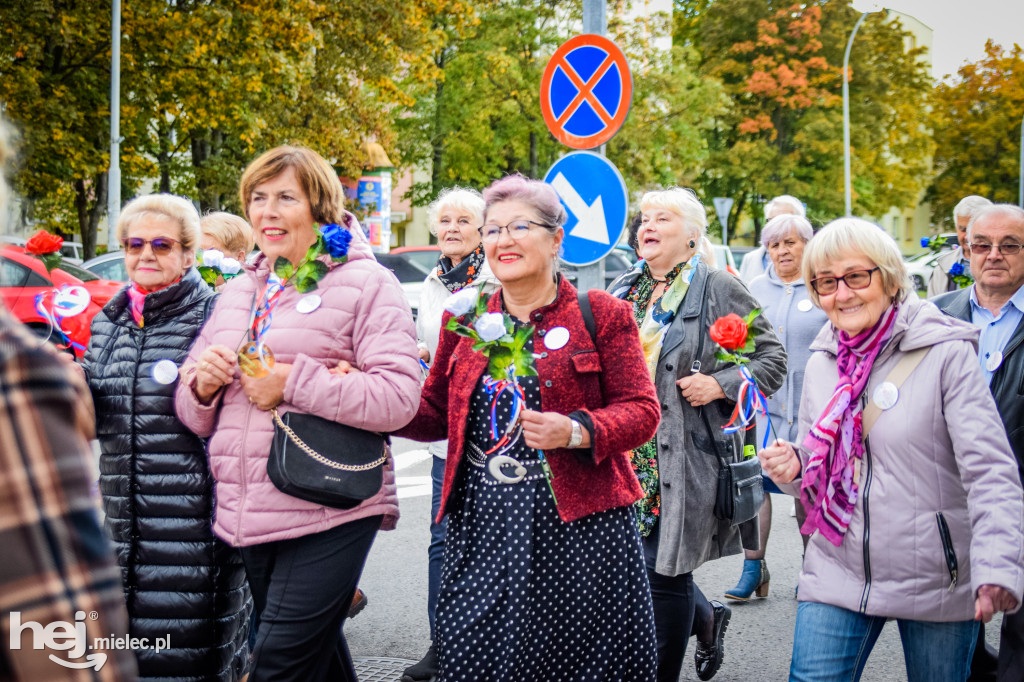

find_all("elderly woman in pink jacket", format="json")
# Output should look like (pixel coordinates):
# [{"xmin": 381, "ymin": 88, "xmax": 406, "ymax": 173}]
[
  {"xmin": 176, "ymin": 146, "xmax": 421, "ymax": 682},
  {"xmin": 761, "ymin": 218, "xmax": 1024, "ymax": 682}
]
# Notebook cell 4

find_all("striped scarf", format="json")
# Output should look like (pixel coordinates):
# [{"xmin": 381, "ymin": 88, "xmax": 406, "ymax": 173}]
[{"xmin": 800, "ymin": 303, "xmax": 899, "ymax": 546}]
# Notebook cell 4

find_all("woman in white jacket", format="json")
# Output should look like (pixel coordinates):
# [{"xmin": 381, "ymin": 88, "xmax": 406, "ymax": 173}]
[{"xmin": 404, "ymin": 187, "xmax": 499, "ymax": 682}]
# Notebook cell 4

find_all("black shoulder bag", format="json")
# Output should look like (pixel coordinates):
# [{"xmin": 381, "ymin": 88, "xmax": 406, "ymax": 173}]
[
  {"xmin": 693, "ymin": 284, "xmax": 764, "ymax": 525},
  {"xmin": 246, "ymin": 285, "xmax": 388, "ymax": 510}
]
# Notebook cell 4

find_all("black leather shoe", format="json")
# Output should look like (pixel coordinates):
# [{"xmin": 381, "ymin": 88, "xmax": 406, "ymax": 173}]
[
  {"xmin": 401, "ymin": 641, "xmax": 438, "ymax": 682},
  {"xmin": 694, "ymin": 600, "xmax": 731, "ymax": 681}
]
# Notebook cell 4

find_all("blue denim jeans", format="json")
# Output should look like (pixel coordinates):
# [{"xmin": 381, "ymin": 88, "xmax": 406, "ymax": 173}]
[
  {"xmin": 428, "ymin": 454, "xmax": 449, "ymax": 639},
  {"xmin": 790, "ymin": 601, "xmax": 978, "ymax": 682}
]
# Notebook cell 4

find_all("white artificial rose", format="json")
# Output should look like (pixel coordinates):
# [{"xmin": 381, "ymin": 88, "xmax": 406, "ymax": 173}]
[
  {"xmin": 474, "ymin": 312, "xmax": 507, "ymax": 342},
  {"xmin": 201, "ymin": 249, "xmax": 224, "ymax": 269},
  {"xmin": 220, "ymin": 257, "xmax": 242, "ymax": 275},
  {"xmin": 443, "ymin": 287, "xmax": 479, "ymax": 316}
]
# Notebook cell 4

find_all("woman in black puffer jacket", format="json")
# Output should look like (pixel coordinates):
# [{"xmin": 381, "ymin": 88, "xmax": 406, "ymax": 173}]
[{"xmin": 85, "ymin": 194, "xmax": 251, "ymax": 681}]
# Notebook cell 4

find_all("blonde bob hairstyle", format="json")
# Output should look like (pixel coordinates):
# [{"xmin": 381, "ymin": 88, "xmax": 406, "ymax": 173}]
[
  {"xmin": 638, "ymin": 187, "xmax": 708, "ymax": 240},
  {"xmin": 238, "ymin": 145, "xmax": 346, "ymax": 225},
  {"xmin": 801, "ymin": 217, "xmax": 911, "ymax": 307},
  {"xmin": 117, "ymin": 194, "xmax": 202, "ymax": 253},
  {"xmin": 426, "ymin": 187, "xmax": 485, "ymax": 237},
  {"xmin": 201, "ymin": 211, "xmax": 254, "ymax": 256}
]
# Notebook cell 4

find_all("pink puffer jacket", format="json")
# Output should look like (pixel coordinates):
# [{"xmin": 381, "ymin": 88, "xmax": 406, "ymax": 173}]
[{"xmin": 175, "ymin": 215, "xmax": 421, "ymax": 547}]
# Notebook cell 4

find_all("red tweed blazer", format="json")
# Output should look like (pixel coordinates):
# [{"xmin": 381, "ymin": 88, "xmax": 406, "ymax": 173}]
[{"xmin": 396, "ymin": 276, "xmax": 660, "ymax": 523}]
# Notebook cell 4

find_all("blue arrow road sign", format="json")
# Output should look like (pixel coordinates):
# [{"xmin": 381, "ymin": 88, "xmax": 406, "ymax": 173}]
[{"xmin": 543, "ymin": 151, "xmax": 628, "ymax": 266}]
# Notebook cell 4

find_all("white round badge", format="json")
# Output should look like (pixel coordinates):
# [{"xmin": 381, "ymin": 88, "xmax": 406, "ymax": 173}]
[
  {"xmin": 52, "ymin": 285, "xmax": 92, "ymax": 318},
  {"xmin": 986, "ymin": 351, "xmax": 1003, "ymax": 373},
  {"xmin": 872, "ymin": 382, "xmax": 899, "ymax": 410},
  {"xmin": 543, "ymin": 326, "xmax": 570, "ymax": 351},
  {"xmin": 797, "ymin": 299, "xmax": 814, "ymax": 313},
  {"xmin": 296, "ymin": 294, "xmax": 322, "ymax": 314},
  {"xmin": 152, "ymin": 359, "xmax": 179, "ymax": 385}
]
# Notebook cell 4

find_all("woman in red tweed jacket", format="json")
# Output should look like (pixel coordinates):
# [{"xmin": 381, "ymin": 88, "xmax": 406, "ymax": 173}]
[{"xmin": 396, "ymin": 174, "xmax": 660, "ymax": 682}]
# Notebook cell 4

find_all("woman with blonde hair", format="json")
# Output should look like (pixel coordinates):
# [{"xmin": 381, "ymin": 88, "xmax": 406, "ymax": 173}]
[
  {"xmin": 609, "ymin": 187, "xmax": 786, "ymax": 681},
  {"xmin": 85, "ymin": 193, "xmax": 251, "ymax": 681}
]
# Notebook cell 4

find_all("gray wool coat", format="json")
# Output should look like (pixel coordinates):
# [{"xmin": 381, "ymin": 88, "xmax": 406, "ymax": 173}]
[{"xmin": 611, "ymin": 261, "xmax": 788, "ymax": 576}]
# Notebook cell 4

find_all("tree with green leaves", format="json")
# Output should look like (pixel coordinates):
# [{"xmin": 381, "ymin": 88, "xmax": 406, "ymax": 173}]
[
  {"xmin": 928, "ymin": 41, "xmax": 1024, "ymax": 227},
  {"xmin": 675, "ymin": 0, "xmax": 933, "ymax": 240}
]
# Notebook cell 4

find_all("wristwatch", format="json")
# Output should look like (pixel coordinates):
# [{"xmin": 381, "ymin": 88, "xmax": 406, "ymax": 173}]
[{"xmin": 566, "ymin": 419, "xmax": 584, "ymax": 448}]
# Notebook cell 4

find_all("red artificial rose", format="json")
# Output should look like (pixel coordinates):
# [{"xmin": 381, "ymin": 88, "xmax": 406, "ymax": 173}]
[
  {"xmin": 709, "ymin": 313, "xmax": 748, "ymax": 351},
  {"xmin": 25, "ymin": 229, "xmax": 63, "ymax": 255}
]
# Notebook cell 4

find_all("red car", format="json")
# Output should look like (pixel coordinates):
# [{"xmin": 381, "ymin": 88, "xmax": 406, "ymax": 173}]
[{"xmin": 1, "ymin": 245, "xmax": 124, "ymax": 358}]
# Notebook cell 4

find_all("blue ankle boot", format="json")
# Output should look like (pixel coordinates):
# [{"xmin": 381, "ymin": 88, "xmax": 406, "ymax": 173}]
[{"xmin": 724, "ymin": 559, "xmax": 769, "ymax": 600}]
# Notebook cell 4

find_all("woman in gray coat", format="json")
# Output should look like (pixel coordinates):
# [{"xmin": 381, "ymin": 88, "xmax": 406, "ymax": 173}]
[
  {"xmin": 610, "ymin": 188, "xmax": 786, "ymax": 681},
  {"xmin": 761, "ymin": 218, "xmax": 1024, "ymax": 682}
]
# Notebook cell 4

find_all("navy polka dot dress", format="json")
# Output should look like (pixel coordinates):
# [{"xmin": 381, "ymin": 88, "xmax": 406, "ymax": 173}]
[{"xmin": 436, "ymin": 333, "xmax": 657, "ymax": 681}]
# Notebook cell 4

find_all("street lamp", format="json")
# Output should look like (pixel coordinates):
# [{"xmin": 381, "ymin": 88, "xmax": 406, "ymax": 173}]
[{"xmin": 843, "ymin": 2, "xmax": 883, "ymax": 217}]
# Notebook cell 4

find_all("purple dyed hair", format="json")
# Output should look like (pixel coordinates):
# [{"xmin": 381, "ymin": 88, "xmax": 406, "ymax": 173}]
[{"xmin": 482, "ymin": 174, "xmax": 567, "ymax": 230}]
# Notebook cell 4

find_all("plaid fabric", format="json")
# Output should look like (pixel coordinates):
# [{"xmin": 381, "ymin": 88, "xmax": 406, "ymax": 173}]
[{"xmin": 0, "ymin": 309, "xmax": 136, "ymax": 680}]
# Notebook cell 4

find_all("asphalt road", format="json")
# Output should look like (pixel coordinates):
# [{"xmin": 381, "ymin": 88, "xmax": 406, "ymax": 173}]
[{"xmin": 347, "ymin": 438, "xmax": 1002, "ymax": 682}]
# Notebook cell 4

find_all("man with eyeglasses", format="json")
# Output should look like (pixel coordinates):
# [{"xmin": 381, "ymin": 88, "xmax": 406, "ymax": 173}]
[
  {"xmin": 927, "ymin": 195, "xmax": 992, "ymax": 297},
  {"xmin": 935, "ymin": 203, "xmax": 1024, "ymax": 682}
]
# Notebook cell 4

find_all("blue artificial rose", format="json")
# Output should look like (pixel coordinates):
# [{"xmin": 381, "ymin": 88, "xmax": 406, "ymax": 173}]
[
  {"xmin": 949, "ymin": 262, "xmax": 964, "ymax": 276},
  {"xmin": 920, "ymin": 236, "xmax": 930, "ymax": 248},
  {"xmin": 320, "ymin": 223, "xmax": 352, "ymax": 259}
]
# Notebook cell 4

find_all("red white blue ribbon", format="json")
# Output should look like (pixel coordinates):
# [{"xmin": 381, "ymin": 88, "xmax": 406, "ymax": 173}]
[
  {"xmin": 722, "ymin": 365, "xmax": 772, "ymax": 449},
  {"xmin": 33, "ymin": 291, "xmax": 85, "ymax": 352}
]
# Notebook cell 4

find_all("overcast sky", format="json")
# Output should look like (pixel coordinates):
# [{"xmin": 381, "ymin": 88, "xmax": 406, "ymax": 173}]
[{"xmin": 875, "ymin": 0, "xmax": 1023, "ymax": 80}]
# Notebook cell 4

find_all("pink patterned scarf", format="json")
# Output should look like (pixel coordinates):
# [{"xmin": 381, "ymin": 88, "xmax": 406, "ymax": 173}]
[{"xmin": 800, "ymin": 303, "xmax": 899, "ymax": 546}]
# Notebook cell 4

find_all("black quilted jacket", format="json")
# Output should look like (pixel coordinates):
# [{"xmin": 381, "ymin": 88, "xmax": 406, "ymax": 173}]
[{"xmin": 85, "ymin": 267, "xmax": 250, "ymax": 681}]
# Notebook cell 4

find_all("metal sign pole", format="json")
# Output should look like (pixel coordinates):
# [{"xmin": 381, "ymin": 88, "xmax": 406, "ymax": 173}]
[
  {"xmin": 576, "ymin": 0, "xmax": 608, "ymax": 293},
  {"xmin": 107, "ymin": 0, "xmax": 121, "ymax": 252}
]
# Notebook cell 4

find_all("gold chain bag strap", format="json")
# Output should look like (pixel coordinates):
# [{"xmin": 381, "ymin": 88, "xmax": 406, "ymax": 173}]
[{"xmin": 267, "ymin": 408, "xmax": 389, "ymax": 509}]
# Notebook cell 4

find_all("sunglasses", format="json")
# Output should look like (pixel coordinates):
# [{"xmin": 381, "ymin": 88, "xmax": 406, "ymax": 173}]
[{"xmin": 122, "ymin": 237, "xmax": 180, "ymax": 255}]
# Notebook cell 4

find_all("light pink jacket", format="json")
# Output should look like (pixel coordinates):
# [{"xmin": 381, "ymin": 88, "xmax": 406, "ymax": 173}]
[{"xmin": 175, "ymin": 215, "xmax": 421, "ymax": 547}]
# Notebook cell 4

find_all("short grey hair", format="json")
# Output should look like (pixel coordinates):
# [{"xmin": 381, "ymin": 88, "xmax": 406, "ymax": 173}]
[
  {"xmin": 765, "ymin": 195, "xmax": 805, "ymax": 220},
  {"xmin": 639, "ymin": 187, "xmax": 707, "ymax": 240},
  {"xmin": 761, "ymin": 214, "xmax": 814, "ymax": 247},
  {"xmin": 967, "ymin": 204, "xmax": 1024, "ymax": 241},
  {"xmin": 802, "ymin": 217, "xmax": 911, "ymax": 307},
  {"xmin": 953, "ymin": 195, "xmax": 992, "ymax": 226},
  {"xmin": 426, "ymin": 187, "xmax": 485, "ymax": 237},
  {"xmin": 118, "ymin": 194, "xmax": 202, "ymax": 253}
]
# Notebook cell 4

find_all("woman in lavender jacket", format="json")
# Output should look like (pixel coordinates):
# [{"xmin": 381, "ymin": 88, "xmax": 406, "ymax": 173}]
[
  {"xmin": 761, "ymin": 218, "xmax": 1024, "ymax": 682},
  {"xmin": 176, "ymin": 146, "xmax": 421, "ymax": 682}
]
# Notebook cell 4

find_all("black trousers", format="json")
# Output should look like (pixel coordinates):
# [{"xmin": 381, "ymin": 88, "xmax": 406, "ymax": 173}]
[
  {"xmin": 644, "ymin": 521, "xmax": 714, "ymax": 682},
  {"xmin": 999, "ymin": 604, "xmax": 1024, "ymax": 681},
  {"xmin": 241, "ymin": 515, "xmax": 382, "ymax": 682}
]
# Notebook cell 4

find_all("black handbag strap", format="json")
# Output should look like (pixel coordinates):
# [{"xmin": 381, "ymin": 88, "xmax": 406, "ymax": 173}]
[
  {"xmin": 691, "ymin": 275, "xmax": 730, "ymax": 467},
  {"xmin": 577, "ymin": 289, "xmax": 597, "ymax": 344}
]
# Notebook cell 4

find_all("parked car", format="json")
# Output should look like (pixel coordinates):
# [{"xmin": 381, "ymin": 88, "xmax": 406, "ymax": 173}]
[
  {"xmin": 729, "ymin": 245, "xmax": 756, "ymax": 270},
  {"xmin": 82, "ymin": 250, "xmax": 129, "ymax": 282},
  {"xmin": 905, "ymin": 250, "xmax": 945, "ymax": 295},
  {"xmin": 376, "ymin": 253, "xmax": 433, "ymax": 319},
  {"xmin": 709, "ymin": 244, "xmax": 741, "ymax": 277},
  {"xmin": 391, "ymin": 245, "xmax": 442, "ymax": 274},
  {"xmin": 0, "ymin": 246, "xmax": 122, "ymax": 358}
]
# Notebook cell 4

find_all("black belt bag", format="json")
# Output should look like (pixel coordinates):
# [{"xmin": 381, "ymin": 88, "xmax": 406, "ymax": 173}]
[{"xmin": 268, "ymin": 409, "xmax": 388, "ymax": 509}]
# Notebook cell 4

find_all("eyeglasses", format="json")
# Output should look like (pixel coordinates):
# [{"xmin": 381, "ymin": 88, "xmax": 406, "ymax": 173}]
[
  {"xmin": 122, "ymin": 237, "xmax": 180, "ymax": 255},
  {"xmin": 478, "ymin": 220, "xmax": 552, "ymax": 244},
  {"xmin": 969, "ymin": 242, "xmax": 1024, "ymax": 256},
  {"xmin": 810, "ymin": 267, "xmax": 880, "ymax": 296}
]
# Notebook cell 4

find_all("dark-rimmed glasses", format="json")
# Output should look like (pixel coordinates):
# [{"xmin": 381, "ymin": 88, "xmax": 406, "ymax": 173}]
[
  {"xmin": 478, "ymin": 220, "xmax": 552, "ymax": 244},
  {"xmin": 810, "ymin": 267, "xmax": 880, "ymax": 296},
  {"xmin": 969, "ymin": 242, "xmax": 1024, "ymax": 256},
  {"xmin": 122, "ymin": 237, "xmax": 180, "ymax": 255}
]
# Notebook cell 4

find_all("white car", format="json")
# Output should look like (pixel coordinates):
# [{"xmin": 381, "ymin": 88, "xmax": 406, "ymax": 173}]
[{"xmin": 904, "ymin": 250, "xmax": 947, "ymax": 294}]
